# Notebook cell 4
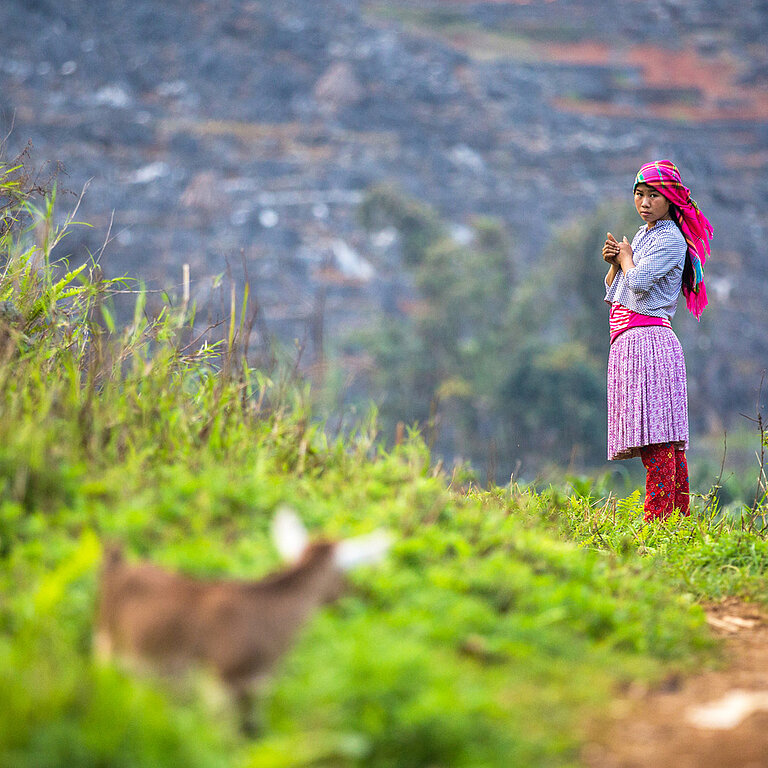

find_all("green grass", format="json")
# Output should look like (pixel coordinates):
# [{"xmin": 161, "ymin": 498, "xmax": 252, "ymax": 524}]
[{"xmin": 1, "ymin": 157, "xmax": 766, "ymax": 767}]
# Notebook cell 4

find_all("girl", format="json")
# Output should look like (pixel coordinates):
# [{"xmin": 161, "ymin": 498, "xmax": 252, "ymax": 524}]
[{"xmin": 602, "ymin": 160, "xmax": 713, "ymax": 521}]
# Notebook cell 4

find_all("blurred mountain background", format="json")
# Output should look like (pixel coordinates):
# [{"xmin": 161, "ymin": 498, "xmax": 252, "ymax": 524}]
[{"xmin": 1, "ymin": 0, "xmax": 766, "ymax": 484}]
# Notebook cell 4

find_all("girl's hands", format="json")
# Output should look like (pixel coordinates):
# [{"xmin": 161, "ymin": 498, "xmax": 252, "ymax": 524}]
[
  {"xmin": 603, "ymin": 232, "xmax": 634, "ymax": 270},
  {"xmin": 616, "ymin": 236, "xmax": 634, "ymax": 268},
  {"xmin": 603, "ymin": 232, "xmax": 620, "ymax": 264}
]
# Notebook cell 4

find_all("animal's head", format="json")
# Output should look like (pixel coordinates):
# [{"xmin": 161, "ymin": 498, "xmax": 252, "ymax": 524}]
[{"xmin": 271, "ymin": 507, "xmax": 392, "ymax": 601}]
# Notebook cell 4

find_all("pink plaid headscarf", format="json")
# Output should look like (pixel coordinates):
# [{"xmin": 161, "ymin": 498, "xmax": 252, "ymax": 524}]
[{"xmin": 634, "ymin": 160, "xmax": 713, "ymax": 320}]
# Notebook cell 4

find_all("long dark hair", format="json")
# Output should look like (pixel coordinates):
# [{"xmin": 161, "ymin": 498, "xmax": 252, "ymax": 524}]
[{"xmin": 668, "ymin": 203, "xmax": 695, "ymax": 294}]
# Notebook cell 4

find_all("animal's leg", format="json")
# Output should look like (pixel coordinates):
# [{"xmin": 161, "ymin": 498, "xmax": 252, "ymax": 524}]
[{"xmin": 232, "ymin": 677, "xmax": 269, "ymax": 737}]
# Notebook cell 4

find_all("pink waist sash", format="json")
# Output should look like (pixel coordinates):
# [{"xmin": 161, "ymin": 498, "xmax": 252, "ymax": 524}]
[{"xmin": 610, "ymin": 303, "xmax": 671, "ymax": 344}]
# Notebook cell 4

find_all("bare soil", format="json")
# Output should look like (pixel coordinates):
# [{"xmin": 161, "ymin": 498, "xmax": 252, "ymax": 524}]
[
  {"xmin": 546, "ymin": 43, "xmax": 768, "ymax": 122},
  {"xmin": 582, "ymin": 599, "xmax": 768, "ymax": 768}
]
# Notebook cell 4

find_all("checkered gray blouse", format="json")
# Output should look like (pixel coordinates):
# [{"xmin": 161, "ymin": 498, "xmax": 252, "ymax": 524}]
[{"xmin": 604, "ymin": 219, "xmax": 687, "ymax": 319}]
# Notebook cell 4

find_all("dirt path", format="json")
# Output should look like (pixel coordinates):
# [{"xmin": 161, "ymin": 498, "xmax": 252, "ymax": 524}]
[{"xmin": 582, "ymin": 599, "xmax": 768, "ymax": 768}]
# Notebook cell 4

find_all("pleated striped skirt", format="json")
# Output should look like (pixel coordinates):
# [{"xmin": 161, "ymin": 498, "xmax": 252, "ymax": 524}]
[{"xmin": 607, "ymin": 326, "xmax": 689, "ymax": 461}]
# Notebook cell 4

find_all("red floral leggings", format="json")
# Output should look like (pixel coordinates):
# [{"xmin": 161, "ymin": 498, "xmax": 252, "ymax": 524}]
[{"xmin": 639, "ymin": 442, "xmax": 690, "ymax": 521}]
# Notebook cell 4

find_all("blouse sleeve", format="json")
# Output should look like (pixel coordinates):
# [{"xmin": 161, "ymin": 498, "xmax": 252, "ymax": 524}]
[{"xmin": 623, "ymin": 228, "xmax": 686, "ymax": 294}]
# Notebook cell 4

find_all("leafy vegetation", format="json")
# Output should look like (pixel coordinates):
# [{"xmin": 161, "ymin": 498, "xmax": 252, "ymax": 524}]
[{"xmin": 1, "ymin": 155, "xmax": 766, "ymax": 768}]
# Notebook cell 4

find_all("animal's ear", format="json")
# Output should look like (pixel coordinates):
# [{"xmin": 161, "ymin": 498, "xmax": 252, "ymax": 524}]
[
  {"xmin": 334, "ymin": 530, "xmax": 392, "ymax": 571},
  {"xmin": 272, "ymin": 507, "xmax": 309, "ymax": 562}
]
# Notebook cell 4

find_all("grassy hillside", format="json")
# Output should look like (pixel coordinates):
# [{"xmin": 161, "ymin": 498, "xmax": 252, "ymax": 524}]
[{"xmin": 1, "ymin": 161, "xmax": 767, "ymax": 768}]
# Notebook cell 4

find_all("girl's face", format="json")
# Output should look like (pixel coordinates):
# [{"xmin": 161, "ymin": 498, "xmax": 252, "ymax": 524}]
[{"xmin": 634, "ymin": 183, "xmax": 672, "ymax": 227}]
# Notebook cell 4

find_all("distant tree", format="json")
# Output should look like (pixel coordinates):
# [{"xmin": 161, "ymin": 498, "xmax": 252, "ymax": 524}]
[
  {"xmin": 498, "ymin": 340, "xmax": 606, "ymax": 469},
  {"xmin": 357, "ymin": 187, "xmax": 516, "ymax": 461},
  {"xmin": 359, "ymin": 185, "xmax": 444, "ymax": 268}
]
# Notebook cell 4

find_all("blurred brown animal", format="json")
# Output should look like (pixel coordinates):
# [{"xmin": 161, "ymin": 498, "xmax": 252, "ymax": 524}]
[{"xmin": 94, "ymin": 509, "xmax": 391, "ymax": 732}]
